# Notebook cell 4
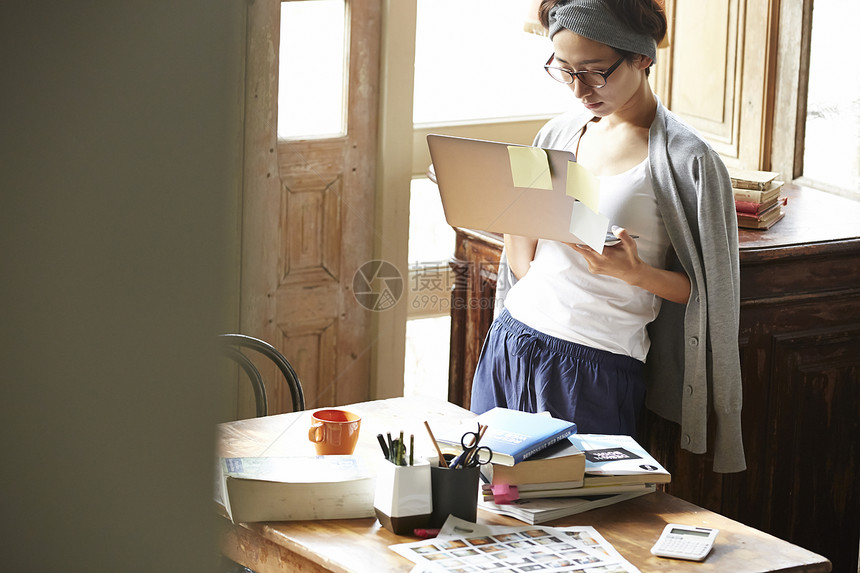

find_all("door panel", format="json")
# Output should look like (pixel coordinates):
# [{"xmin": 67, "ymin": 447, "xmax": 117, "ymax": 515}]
[{"xmin": 662, "ymin": 0, "xmax": 776, "ymax": 168}]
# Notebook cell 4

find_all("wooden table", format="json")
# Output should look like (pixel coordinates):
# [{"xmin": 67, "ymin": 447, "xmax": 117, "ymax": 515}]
[
  {"xmin": 217, "ymin": 397, "xmax": 831, "ymax": 573},
  {"xmin": 445, "ymin": 183, "xmax": 860, "ymax": 571}
]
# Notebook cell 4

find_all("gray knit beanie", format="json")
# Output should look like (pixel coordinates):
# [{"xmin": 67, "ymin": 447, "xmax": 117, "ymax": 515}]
[{"xmin": 548, "ymin": 0, "xmax": 657, "ymax": 62}]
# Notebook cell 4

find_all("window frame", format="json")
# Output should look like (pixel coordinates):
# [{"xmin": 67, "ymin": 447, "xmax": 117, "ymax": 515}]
[{"xmin": 770, "ymin": 0, "xmax": 858, "ymax": 199}]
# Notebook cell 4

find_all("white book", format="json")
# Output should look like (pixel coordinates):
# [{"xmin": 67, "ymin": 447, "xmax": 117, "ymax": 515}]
[
  {"xmin": 219, "ymin": 456, "xmax": 375, "ymax": 523},
  {"xmin": 569, "ymin": 434, "xmax": 670, "ymax": 483}
]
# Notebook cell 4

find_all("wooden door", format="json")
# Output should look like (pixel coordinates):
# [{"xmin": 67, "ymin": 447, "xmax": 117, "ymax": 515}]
[{"xmin": 238, "ymin": 0, "xmax": 381, "ymax": 416}]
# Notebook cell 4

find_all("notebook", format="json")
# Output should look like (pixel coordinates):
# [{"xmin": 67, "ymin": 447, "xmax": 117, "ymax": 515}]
[{"xmin": 427, "ymin": 133, "xmax": 618, "ymax": 249}]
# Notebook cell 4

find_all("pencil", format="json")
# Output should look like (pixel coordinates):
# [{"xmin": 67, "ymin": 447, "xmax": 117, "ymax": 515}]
[{"xmin": 424, "ymin": 421, "xmax": 448, "ymax": 468}]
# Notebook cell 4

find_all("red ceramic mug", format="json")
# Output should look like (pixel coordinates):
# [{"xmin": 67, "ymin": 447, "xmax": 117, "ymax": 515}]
[{"xmin": 308, "ymin": 409, "xmax": 361, "ymax": 455}]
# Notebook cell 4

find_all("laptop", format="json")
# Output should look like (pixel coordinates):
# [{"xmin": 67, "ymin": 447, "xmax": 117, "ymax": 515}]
[{"xmin": 427, "ymin": 134, "xmax": 618, "ymax": 247}]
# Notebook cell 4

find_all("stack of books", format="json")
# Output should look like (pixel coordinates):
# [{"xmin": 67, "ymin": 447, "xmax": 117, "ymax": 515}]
[
  {"xmin": 478, "ymin": 433, "xmax": 670, "ymax": 524},
  {"xmin": 438, "ymin": 409, "xmax": 669, "ymax": 524},
  {"xmin": 482, "ymin": 437, "xmax": 587, "ymax": 499},
  {"xmin": 729, "ymin": 168, "xmax": 787, "ymax": 230}
]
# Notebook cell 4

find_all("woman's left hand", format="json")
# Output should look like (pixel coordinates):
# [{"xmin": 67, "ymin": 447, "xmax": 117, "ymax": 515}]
[
  {"xmin": 566, "ymin": 226, "xmax": 692, "ymax": 304},
  {"xmin": 566, "ymin": 226, "xmax": 643, "ymax": 284}
]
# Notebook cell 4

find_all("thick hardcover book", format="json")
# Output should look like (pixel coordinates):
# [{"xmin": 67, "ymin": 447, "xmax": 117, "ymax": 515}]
[
  {"xmin": 737, "ymin": 209, "xmax": 785, "ymax": 230},
  {"xmin": 735, "ymin": 195, "xmax": 786, "ymax": 215},
  {"xmin": 736, "ymin": 199, "xmax": 781, "ymax": 220},
  {"xmin": 736, "ymin": 202, "xmax": 785, "ymax": 229},
  {"xmin": 568, "ymin": 434, "xmax": 670, "ymax": 484},
  {"xmin": 438, "ymin": 408, "xmax": 576, "ymax": 466},
  {"xmin": 478, "ymin": 486, "xmax": 656, "ymax": 525},
  {"xmin": 728, "ymin": 168, "xmax": 780, "ymax": 191},
  {"xmin": 733, "ymin": 180, "xmax": 783, "ymax": 203},
  {"xmin": 487, "ymin": 437, "xmax": 585, "ymax": 485},
  {"xmin": 218, "ymin": 456, "xmax": 375, "ymax": 523}
]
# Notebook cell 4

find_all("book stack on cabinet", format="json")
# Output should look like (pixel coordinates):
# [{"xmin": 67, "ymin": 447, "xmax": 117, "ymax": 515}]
[{"xmin": 729, "ymin": 168, "xmax": 788, "ymax": 230}]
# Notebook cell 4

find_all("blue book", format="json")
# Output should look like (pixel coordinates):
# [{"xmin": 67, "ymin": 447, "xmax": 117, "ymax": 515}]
[{"xmin": 439, "ymin": 408, "xmax": 576, "ymax": 466}]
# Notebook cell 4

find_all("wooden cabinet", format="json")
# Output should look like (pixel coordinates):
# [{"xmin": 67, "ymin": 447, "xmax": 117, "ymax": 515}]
[{"xmin": 447, "ymin": 184, "xmax": 860, "ymax": 572}]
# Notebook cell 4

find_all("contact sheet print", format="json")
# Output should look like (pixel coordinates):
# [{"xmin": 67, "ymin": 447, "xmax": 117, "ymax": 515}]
[{"xmin": 391, "ymin": 516, "xmax": 639, "ymax": 573}]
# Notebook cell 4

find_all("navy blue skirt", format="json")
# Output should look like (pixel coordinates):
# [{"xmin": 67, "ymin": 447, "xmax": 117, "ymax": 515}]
[{"xmin": 470, "ymin": 309, "xmax": 646, "ymax": 436}]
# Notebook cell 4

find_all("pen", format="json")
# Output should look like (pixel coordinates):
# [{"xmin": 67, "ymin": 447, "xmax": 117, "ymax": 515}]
[
  {"xmin": 448, "ymin": 450, "xmax": 466, "ymax": 470},
  {"xmin": 409, "ymin": 434, "xmax": 414, "ymax": 466},
  {"xmin": 398, "ymin": 431, "xmax": 405, "ymax": 466},
  {"xmin": 376, "ymin": 433, "xmax": 390, "ymax": 459}
]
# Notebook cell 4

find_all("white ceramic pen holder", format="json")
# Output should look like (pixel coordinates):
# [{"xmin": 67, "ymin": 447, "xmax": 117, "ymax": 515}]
[{"xmin": 373, "ymin": 458, "xmax": 432, "ymax": 535}]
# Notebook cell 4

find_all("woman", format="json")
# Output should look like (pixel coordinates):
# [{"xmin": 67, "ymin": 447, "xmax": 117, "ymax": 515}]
[{"xmin": 470, "ymin": 0, "xmax": 745, "ymax": 472}]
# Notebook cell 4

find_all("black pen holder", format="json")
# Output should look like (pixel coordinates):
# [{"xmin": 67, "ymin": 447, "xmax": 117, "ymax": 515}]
[{"xmin": 429, "ymin": 455, "xmax": 480, "ymax": 527}]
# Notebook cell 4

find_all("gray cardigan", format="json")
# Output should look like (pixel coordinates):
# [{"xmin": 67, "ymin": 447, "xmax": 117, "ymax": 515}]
[{"xmin": 495, "ymin": 98, "xmax": 746, "ymax": 473}]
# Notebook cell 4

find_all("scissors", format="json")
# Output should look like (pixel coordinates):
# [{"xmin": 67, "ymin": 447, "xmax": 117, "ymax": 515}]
[{"xmin": 450, "ymin": 429, "xmax": 493, "ymax": 469}]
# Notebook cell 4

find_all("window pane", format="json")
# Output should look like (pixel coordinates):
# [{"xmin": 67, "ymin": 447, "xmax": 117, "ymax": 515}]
[
  {"xmin": 413, "ymin": 0, "xmax": 572, "ymax": 125},
  {"xmin": 403, "ymin": 316, "xmax": 450, "ymax": 401},
  {"xmin": 803, "ymin": 0, "xmax": 860, "ymax": 194},
  {"xmin": 278, "ymin": 1, "xmax": 346, "ymax": 139},
  {"xmin": 408, "ymin": 177, "xmax": 455, "ymax": 264}
]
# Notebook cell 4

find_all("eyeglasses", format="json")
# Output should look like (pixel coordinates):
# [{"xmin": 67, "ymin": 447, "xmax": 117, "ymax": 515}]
[{"xmin": 544, "ymin": 54, "xmax": 626, "ymax": 88}]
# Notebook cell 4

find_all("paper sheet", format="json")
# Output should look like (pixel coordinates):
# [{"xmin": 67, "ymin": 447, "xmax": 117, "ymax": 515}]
[
  {"xmin": 507, "ymin": 146, "xmax": 553, "ymax": 190},
  {"xmin": 395, "ymin": 515, "xmax": 640, "ymax": 573},
  {"xmin": 565, "ymin": 161, "xmax": 601, "ymax": 211},
  {"xmin": 569, "ymin": 201, "xmax": 610, "ymax": 254}
]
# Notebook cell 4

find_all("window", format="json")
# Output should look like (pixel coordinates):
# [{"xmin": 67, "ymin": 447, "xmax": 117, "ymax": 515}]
[
  {"xmin": 278, "ymin": 0, "xmax": 347, "ymax": 140},
  {"xmin": 405, "ymin": 1, "xmax": 566, "ymax": 399},
  {"xmin": 413, "ymin": 0, "xmax": 569, "ymax": 125},
  {"xmin": 801, "ymin": 0, "xmax": 860, "ymax": 195}
]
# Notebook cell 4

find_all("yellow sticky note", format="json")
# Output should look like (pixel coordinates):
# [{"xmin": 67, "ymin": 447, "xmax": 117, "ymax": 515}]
[
  {"xmin": 507, "ymin": 146, "xmax": 553, "ymax": 190},
  {"xmin": 569, "ymin": 201, "xmax": 610, "ymax": 254},
  {"xmin": 566, "ymin": 161, "xmax": 600, "ymax": 212}
]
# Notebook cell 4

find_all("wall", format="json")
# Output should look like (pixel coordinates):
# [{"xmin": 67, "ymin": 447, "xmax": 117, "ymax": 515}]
[{"xmin": 0, "ymin": 1, "xmax": 244, "ymax": 571}]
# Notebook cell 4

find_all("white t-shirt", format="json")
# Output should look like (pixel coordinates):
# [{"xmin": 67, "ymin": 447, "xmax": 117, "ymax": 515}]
[{"xmin": 504, "ymin": 158, "xmax": 670, "ymax": 361}]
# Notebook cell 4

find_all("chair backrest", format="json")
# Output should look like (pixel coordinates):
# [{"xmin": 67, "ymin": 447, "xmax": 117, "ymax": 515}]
[{"xmin": 218, "ymin": 334, "xmax": 306, "ymax": 416}]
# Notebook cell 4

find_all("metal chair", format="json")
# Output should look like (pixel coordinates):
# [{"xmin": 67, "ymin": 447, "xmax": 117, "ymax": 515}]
[{"xmin": 218, "ymin": 333, "xmax": 305, "ymax": 416}]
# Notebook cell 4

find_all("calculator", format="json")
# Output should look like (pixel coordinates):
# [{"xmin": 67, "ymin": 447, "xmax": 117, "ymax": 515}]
[{"xmin": 650, "ymin": 524, "xmax": 719, "ymax": 561}]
